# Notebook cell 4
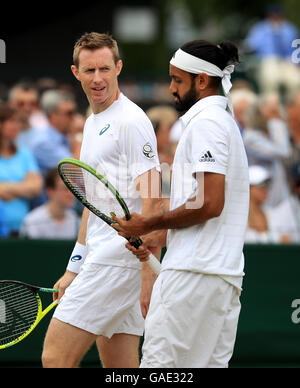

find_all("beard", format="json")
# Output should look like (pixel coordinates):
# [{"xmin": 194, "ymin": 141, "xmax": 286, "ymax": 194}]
[{"xmin": 173, "ymin": 79, "xmax": 199, "ymax": 113}]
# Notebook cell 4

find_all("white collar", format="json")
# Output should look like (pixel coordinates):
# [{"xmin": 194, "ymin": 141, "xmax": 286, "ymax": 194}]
[{"xmin": 180, "ymin": 95, "xmax": 228, "ymax": 128}]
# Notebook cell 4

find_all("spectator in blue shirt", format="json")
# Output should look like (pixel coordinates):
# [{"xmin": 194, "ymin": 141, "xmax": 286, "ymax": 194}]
[
  {"xmin": 9, "ymin": 83, "xmax": 49, "ymax": 154},
  {"xmin": 245, "ymin": 4, "xmax": 300, "ymax": 95},
  {"xmin": 31, "ymin": 89, "xmax": 77, "ymax": 176},
  {"xmin": 28, "ymin": 90, "xmax": 77, "ymax": 206},
  {"xmin": 0, "ymin": 103, "xmax": 43, "ymax": 236},
  {"xmin": 0, "ymin": 199, "xmax": 8, "ymax": 237}
]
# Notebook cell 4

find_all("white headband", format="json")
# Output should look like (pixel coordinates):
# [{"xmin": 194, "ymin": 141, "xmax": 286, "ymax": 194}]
[{"xmin": 170, "ymin": 49, "xmax": 235, "ymax": 116}]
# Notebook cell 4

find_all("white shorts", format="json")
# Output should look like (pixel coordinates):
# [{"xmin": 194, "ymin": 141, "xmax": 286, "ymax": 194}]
[
  {"xmin": 140, "ymin": 270, "xmax": 241, "ymax": 368},
  {"xmin": 53, "ymin": 263, "xmax": 144, "ymax": 338}
]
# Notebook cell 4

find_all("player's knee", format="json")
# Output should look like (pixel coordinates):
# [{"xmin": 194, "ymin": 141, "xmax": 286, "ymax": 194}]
[
  {"xmin": 42, "ymin": 347, "xmax": 79, "ymax": 368},
  {"xmin": 42, "ymin": 347, "xmax": 57, "ymax": 368},
  {"xmin": 42, "ymin": 340, "xmax": 73, "ymax": 368}
]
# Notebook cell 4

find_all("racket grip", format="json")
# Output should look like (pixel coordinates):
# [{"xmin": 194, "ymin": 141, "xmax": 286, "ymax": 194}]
[
  {"xmin": 130, "ymin": 237, "xmax": 143, "ymax": 249},
  {"xmin": 147, "ymin": 253, "xmax": 161, "ymax": 275},
  {"xmin": 129, "ymin": 238, "xmax": 161, "ymax": 274}
]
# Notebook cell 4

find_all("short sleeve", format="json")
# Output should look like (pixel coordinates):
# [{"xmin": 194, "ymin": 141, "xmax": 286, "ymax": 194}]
[
  {"xmin": 188, "ymin": 119, "xmax": 229, "ymax": 176},
  {"xmin": 118, "ymin": 116, "xmax": 161, "ymax": 180}
]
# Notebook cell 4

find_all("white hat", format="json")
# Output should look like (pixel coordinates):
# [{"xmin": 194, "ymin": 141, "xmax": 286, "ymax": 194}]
[{"xmin": 249, "ymin": 165, "xmax": 271, "ymax": 186}]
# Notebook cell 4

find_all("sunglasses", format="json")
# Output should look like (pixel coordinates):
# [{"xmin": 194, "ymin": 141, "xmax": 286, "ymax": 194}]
[
  {"xmin": 58, "ymin": 110, "xmax": 76, "ymax": 117},
  {"xmin": 16, "ymin": 100, "xmax": 38, "ymax": 108}
]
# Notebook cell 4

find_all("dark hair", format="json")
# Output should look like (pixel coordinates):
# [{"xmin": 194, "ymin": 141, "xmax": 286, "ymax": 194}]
[
  {"xmin": 45, "ymin": 168, "xmax": 60, "ymax": 189},
  {"xmin": 180, "ymin": 40, "xmax": 239, "ymax": 88},
  {"xmin": 0, "ymin": 103, "xmax": 20, "ymax": 154},
  {"xmin": 181, "ymin": 40, "xmax": 239, "ymax": 69},
  {"xmin": 0, "ymin": 103, "xmax": 18, "ymax": 124}
]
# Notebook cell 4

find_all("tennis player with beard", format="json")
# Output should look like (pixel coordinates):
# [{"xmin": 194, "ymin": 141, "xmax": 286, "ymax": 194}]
[
  {"xmin": 42, "ymin": 33, "xmax": 161, "ymax": 368},
  {"xmin": 114, "ymin": 40, "xmax": 250, "ymax": 368}
]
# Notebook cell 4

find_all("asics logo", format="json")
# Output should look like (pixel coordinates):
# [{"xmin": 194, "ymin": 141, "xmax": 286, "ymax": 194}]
[
  {"xmin": 99, "ymin": 124, "xmax": 110, "ymax": 135},
  {"xmin": 71, "ymin": 255, "xmax": 82, "ymax": 262}
]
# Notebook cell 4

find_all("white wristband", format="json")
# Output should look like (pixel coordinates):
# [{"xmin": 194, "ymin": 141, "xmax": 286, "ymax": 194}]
[{"xmin": 67, "ymin": 242, "xmax": 87, "ymax": 274}]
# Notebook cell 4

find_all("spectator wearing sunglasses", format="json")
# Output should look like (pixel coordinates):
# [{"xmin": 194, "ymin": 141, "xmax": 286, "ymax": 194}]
[
  {"xmin": 24, "ymin": 89, "xmax": 79, "ymax": 207},
  {"xmin": 31, "ymin": 89, "xmax": 77, "ymax": 177},
  {"xmin": 9, "ymin": 83, "xmax": 48, "ymax": 151},
  {"xmin": 8, "ymin": 82, "xmax": 48, "ymax": 131}
]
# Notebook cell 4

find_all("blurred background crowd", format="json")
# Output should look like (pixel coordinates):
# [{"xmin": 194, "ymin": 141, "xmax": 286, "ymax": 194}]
[{"xmin": 0, "ymin": 0, "xmax": 300, "ymax": 244}]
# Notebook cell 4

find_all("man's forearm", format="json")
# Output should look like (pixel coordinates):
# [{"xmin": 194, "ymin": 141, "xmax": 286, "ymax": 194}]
[
  {"xmin": 77, "ymin": 208, "xmax": 89, "ymax": 245},
  {"xmin": 113, "ymin": 172, "xmax": 225, "ymax": 238},
  {"xmin": 148, "ymin": 198, "xmax": 221, "ymax": 231}
]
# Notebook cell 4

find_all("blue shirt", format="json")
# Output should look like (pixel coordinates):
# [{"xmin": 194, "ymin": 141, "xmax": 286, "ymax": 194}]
[
  {"xmin": 246, "ymin": 20, "xmax": 299, "ymax": 59},
  {"xmin": 31, "ymin": 125, "xmax": 72, "ymax": 176},
  {"xmin": 0, "ymin": 200, "xmax": 8, "ymax": 237},
  {"xmin": 0, "ymin": 147, "xmax": 40, "ymax": 233},
  {"xmin": 16, "ymin": 126, "xmax": 42, "ymax": 151}
]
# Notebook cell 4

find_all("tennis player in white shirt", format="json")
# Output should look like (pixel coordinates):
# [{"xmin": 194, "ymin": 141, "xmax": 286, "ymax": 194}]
[
  {"xmin": 114, "ymin": 40, "xmax": 250, "ymax": 368},
  {"xmin": 42, "ymin": 33, "xmax": 161, "ymax": 368}
]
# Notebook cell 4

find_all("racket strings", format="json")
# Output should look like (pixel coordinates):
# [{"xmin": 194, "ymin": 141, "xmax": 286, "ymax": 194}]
[
  {"xmin": 0, "ymin": 283, "xmax": 39, "ymax": 346},
  {"xmin": 60, "ymin": 164, "xmax": 125, "ymax": 219}
]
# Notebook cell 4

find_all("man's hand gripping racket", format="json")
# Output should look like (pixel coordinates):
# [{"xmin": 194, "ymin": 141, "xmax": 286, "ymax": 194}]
[{"xmin": 57, "ymin": 158, "xmax": 161, "ymax": 275}]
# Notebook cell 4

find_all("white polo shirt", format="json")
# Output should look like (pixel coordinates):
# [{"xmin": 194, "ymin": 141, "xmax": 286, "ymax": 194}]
[
  {"xmin": 162, "ymin": 96, "xmax": 250, "ymax": 290},
  {"xmin": 80, "ymin": 93, "xmax": 160, "ymax": 269},
  {"xmin": 20, "ymin": 205, "xmax": 79, "ymax": 239}
]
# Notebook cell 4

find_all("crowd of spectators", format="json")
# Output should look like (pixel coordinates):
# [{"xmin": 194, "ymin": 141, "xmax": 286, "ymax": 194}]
[
  {"xmin": 1, "ymin": 75, "xmax": 300, "ymax": 244},
  {"xmin": 229, "ymin": 4, "xmax": 300, "ymax": 243},
  {"xmin": 1, "ymin": 4, "xmax": 300, "ymax": 243},
  {"xmin": 230, "ymin": 82, "xmax": 300, "ymax": 243},
  {"xmin": 0, "ymin": 81, "xmax": 83, "ymax": 239}
]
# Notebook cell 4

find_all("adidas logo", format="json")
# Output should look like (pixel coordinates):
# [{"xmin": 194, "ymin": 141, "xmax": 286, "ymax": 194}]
[{"xmin": 200, "ymin": 150, "xmax": 215, "ymax": 162}]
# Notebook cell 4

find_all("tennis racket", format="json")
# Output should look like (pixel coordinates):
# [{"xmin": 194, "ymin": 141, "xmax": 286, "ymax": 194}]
[
  {"xmin": 0, "ymin": 281, "xmax": 58, "ymax": 349},
  {"xmin": 57, "ymin": 158, "xmax": 161, "ymax": 275}
]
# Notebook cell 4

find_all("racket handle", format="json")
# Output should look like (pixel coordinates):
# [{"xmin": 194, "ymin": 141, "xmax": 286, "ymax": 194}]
[
  {"xmin": 129, "ymin": 238, "xmax": 161, "ymax": 274},
  {"xmin": 147, "ymin": 253, "xmax": 161, "ymax": 275}
]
